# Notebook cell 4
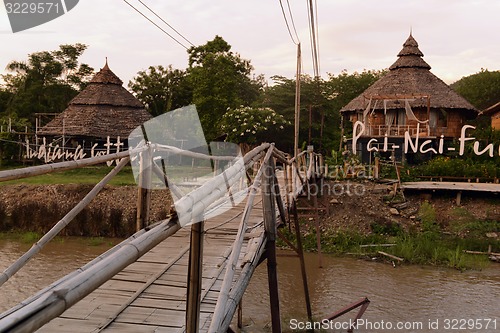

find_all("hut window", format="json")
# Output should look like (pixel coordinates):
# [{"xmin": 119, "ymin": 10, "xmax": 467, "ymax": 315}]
[
  {"xmin": 438, "ymin": 109, "xmax": 448, "ymax": 127},
  {"xmin": 397, "ymin": 110, "xmax": 406, "ymax": 126}
]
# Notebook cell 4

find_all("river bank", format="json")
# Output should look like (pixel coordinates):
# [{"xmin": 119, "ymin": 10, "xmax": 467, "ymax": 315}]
[
  {"xmin": 0, "ymin": 181, "xmax": 498, "ymax": 269},
  {"xmin": 0, "ymin": 184, "xmax": 172, "ymax": 237},
  {"xmin": 287, "ymin": 180, "xmax": 500, "ymax": 270}
]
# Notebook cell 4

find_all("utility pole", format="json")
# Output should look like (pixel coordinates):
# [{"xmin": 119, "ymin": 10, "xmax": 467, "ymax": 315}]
[{"xmin": 294, "ymin": 43, "xmax": 301, "ymax": 159}]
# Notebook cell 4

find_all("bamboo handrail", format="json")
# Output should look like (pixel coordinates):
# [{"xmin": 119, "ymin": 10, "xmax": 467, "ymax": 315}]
[
  {"xmin": 0, "ymin": 145, "xmax": 146, "ymax": 182},
  {"xmin": 0, "ymin": 156, "xmax": 131, "ymax": 288},
  {"xmin": 0, "ymin": 218, "xmax": 181, "ymax": 333},
  {"xmin": 208, "ymin": 145, "xmax": 275, "ymax": 333},
  {"xmin": 0, "ymin": 140, "xmax": 319, "ymax": 332}
]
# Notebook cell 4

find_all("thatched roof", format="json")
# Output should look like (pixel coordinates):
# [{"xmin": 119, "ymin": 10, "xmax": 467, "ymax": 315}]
[
  {"xmin": 340, "ymin": 34, "xmax": 478, "ymax": 117},
  {"xmin": 39, "ymin": 62, "xmax": 151, "ymax": 139}
]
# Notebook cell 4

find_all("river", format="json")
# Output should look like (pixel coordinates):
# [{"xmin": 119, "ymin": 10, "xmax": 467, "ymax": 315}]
[{"xmin": 0, "ymin": 238, "xmax": 498, "ymax": 332}]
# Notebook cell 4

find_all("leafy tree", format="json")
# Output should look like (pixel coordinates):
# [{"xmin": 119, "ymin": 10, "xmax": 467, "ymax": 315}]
[
  {"xmin": 128, "ymin": 65, "xmax": 192, "ymax": 117},
  {"xmin": 260, "ymin": 70, "xmax": 386, "ymax": 154},
  {"xmin": 187, "ymin": 36, "xmax": 262, "ymax": 140},
  {"xmin": 451, "ymin": 69, "xmax": 500, "ymax": 110},
  {"xmin": 2, "ymin": 43, "xmax": 94, "ymax": 120}
]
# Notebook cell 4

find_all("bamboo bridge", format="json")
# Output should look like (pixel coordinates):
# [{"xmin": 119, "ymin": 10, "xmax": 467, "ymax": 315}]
[{"xmin": 0, "ymin": 143, "xmax": 325, "ymax": 333}]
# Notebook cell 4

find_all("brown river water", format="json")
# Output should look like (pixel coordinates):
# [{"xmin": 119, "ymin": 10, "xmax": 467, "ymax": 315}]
[{"xmin": 0, "ymin": 238, "xmax": 499, "ymax": 332}]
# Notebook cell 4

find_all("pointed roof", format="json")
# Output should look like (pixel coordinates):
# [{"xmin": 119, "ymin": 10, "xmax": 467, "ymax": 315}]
[
  {"xmin": 39, "ymin": 61, "xmax": 151, "ymax": 139},
  {"xmin": 389, "ymin": 34, "xmax": 431, "ymax": 70},
  {"xmin": 340, "ymin": 34, "xmax": 477, "ymax": 116}
]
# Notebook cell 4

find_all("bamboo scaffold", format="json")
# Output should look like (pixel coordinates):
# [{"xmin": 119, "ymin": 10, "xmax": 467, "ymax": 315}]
[{"xmin": 0, "ymin": 141, "xmax": 326, "ymax": 333}]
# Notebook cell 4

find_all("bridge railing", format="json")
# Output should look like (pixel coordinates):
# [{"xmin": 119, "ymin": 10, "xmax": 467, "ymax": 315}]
[{"xmin": 0, "ymin": 142, "xmax": 323, "ymax": 333}]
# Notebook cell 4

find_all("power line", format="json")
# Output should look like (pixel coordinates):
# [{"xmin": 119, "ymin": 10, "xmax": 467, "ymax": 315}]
[
  {"xmin": 278, "ymin": 0, "xmax": 300, "ymax": 45},
  {"xmin": 136, "ymin": 0, "xmax": 195, "ymax": 47},
  {"xmin": 285, "ymin": 0, "xmax": 300, "ymax": 44},
  {"xmin": 307, "ymin": 0, "xmax": 320, "ymax": 78},
  {"xmin": 122, "ymin": 0, "xmax": 189, "ymax": 50}
]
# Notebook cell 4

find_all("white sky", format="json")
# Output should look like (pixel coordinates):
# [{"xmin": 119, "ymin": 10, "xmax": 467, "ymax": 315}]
[{"xmin": 0, "ymin": 0, "xmax": 499, "ymax": 87}]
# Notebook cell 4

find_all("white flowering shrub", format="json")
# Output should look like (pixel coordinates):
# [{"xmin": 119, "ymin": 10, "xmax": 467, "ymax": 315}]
[{"xmin": 220, "ymin": 106, "xmax": 290, "ymax": 144}]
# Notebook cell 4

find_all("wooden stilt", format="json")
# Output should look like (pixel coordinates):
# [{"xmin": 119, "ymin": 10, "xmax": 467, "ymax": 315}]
[
  {"xmin": 136, "ymin": 148, "xmax": 152, "ymax": 231},
  {"xmin": 262, "ymin": 158, "xmax": 281, "ymax": 333},
  {"xmin": 292, "ymin": 200, "xmax": 313, "ymax": 321},
  {"xmin": 186, "ymin": 220, "xmax": 204, "ymax": 333},
  {"xmin": 311, "ymin": 177, "xmax": 323, "ymax": 268}
]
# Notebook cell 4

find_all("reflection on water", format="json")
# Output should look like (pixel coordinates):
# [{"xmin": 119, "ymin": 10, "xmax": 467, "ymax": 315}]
[{"xmin": 0, "ymin": 240, "xmax": 499, "ymax": 332}]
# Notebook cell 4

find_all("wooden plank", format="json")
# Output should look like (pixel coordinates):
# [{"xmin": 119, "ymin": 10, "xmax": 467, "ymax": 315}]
[{"xmin": 402, "ymin": 181, "xmax": 500, "ymax": 192}]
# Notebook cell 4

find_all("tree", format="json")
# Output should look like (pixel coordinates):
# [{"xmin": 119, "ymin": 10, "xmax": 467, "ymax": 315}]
[
  {"xmin": 128, "ymin": 65, "xmax": 192, "ymax": 117},
  {"xmin": 2, "ymin": 43, "xmax": 94, "ymax": 120},
  {"xmin": 451, "ymin": 69, "xmax": 500, "ymax": 110},
  {"xmin": 261, "ymin": 70, "xmax": 386, "ymax": 154},
  {"xmin": 187, "ymin": 36, "xmax": 262, "ymax": 140}
]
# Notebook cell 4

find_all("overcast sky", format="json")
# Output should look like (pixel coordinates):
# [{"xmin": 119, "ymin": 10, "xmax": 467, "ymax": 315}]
[{"xmin": 1, "ymin": 0, "xmax": 499, "ymax": 87}]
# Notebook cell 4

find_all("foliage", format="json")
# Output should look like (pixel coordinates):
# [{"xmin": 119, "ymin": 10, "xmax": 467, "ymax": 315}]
[
  {"xmin": 220, "ymin": 106, "xmax": 289, "ymax": 144},
  {"xmin": 262, "ymin": 70, "xmax": 386, "ymax": 155},
  {"xmin": 187, "ymin": 36, "xmax": 263, "ymax": 140},
  {"xmin": 1, "ymin": 43, "xmax": 94, "ymax": 120},
  {"xmin": 128, "ymin": 65, "xmax": 192, "ymax": 116},
  {"xmin": 451, "ymin": 69, "xmax": 500, "ymax": 110},
  {"xmin": 414, "ymin": 156, "xmax": 499, "ymax": 179}
]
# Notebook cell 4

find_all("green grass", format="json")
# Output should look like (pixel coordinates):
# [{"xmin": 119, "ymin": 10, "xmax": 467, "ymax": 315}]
[
  {"xmin": 0, "ymin": 165, "xmax": 215, "ymax": 186},
  {"xmin": 0, "ymin": 166, "xmax": 137, "ymax": 186},
  {"xmin": 278, "ymin": 220, "xmax": 497, "ymax": 271}
]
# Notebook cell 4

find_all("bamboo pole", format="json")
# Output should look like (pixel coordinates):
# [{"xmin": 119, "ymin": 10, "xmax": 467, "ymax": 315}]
[
  {"xmin": 219, "ymin": 231, "xmax": 267, "ymax": 330},
  {"xmin": 0, "ymin": 223, "xmax": 157, "ymax": 320},
  {"xmin": 0, "ymin": 218, "xmax": 181, "ymax": 333},
  {"xmin": 0, "ymin": 146, "xmax": 143, "ymax": 182},
  {"xmin": 175, "ymin": 143, "xmax": 270, "ymax": 227},
  {"xmin": 0, "ymin": 156, "xmax": 130, "ymax": 288},
  {"xmin": 208, "ymin": 145, "xmax": 275, "ymax": 333},
  {"xmin": 186, "ymin": 220, "xmax": 204, "ymax": 333}
]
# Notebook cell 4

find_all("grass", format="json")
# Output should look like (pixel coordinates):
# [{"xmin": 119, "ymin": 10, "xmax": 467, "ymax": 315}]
[
  {"xmin": 0, "ymin": 165, "xmax": 216, "ymax": 186},
  {"xmin": 0, "ymin": 166, "xmax": 137, "ymax": 186},
  {"xmin": 278, "ymin": 218, "xmax": 497, "ymax": 271}
]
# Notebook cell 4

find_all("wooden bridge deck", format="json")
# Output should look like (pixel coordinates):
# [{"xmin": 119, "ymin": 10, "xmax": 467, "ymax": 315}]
[{"xmin": 39, "ymin": 197, "xmax": 265, "ymax": 333}]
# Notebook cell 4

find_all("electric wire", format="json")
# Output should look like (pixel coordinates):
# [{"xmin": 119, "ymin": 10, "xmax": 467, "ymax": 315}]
[
  {"xmin": 307, "ymin": 0, "xmax": 320, "ymax": 78},
  {"xmin": 136, "ymin": 0, "xmax": 195, "ymax": 47},
  {"xmin": 122, "ymin": 0, "xmax": 189, "ymax": 50},
  {"xmin": 285, "ymin": 0, "xmax": 300, "ymax": 44},
  {"xmin": 278, "ymin": 0, "xmax": 300, "ymax": 45}
]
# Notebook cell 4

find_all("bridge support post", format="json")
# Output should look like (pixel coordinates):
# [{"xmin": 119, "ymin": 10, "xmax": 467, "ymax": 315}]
[
  {"xmin": 186, "ymin": 220, "xmax": 204, "ymax": 333},
  {"xmin": 136, "ymin": 147, "xmax": 152, "ymax": 231},
  {"xmin": 291, "ymin": 199, "xmax": 313, "ymax": 321},
  {"xmin": 262, "ymin": 157, "xmax": 281, "ymax": 333}
]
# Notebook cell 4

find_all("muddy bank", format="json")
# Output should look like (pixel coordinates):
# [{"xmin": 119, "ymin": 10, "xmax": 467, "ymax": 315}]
[
  {"xmin": 0, "ymin": 184, "xmax": 172, "ymax": 237},
  {"xmin": 0, "ymin": 181, "xmax": 498, "ymax": 238}
]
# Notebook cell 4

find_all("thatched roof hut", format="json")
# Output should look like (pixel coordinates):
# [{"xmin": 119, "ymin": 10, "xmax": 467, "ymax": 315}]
[
  {"xmin": 340, "ymin": 34, "xmax": 478, "ymax": 118},
  {"xmin": 39, "ymin": 62, "xmax": 151, "ymax": 139}
]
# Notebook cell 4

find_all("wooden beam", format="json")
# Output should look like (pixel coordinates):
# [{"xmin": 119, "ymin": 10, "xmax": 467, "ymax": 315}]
[
  {"xmin": 262, "ymin": 157, "xmax": 281, "ymax": 333},
  {"xmin": 186, "ymin": 220, "xmax": 204, "ymax": 333}
]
